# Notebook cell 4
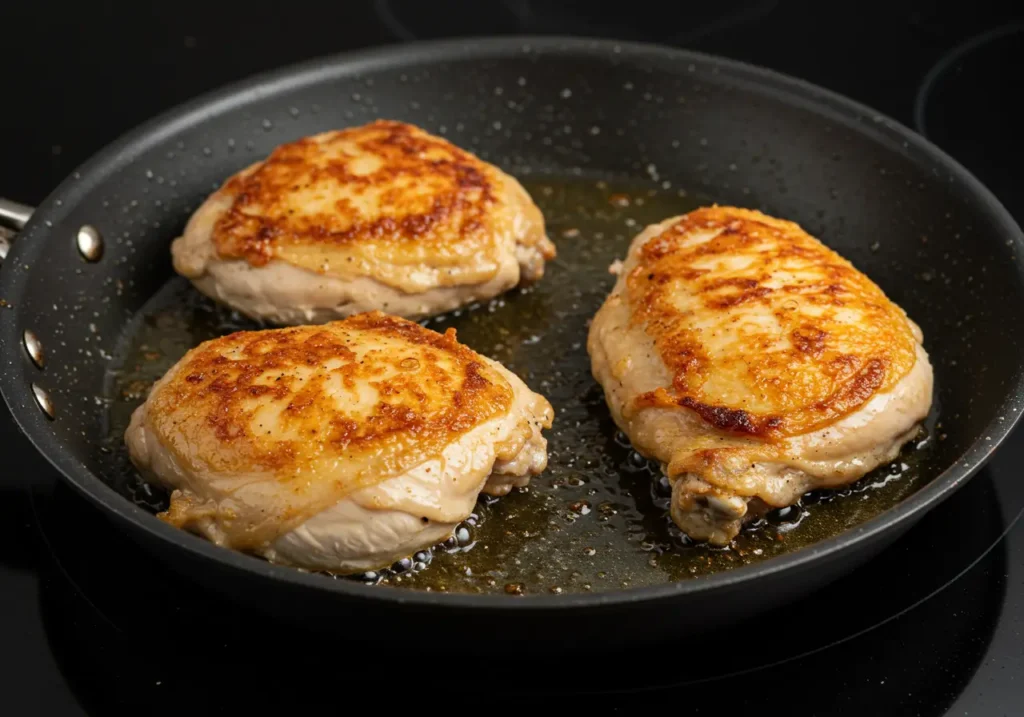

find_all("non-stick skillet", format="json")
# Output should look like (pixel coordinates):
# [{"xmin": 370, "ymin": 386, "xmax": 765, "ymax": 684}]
[{"xmin": 2, "ymin": 36, "xmax": 1023, "ymax": 650}]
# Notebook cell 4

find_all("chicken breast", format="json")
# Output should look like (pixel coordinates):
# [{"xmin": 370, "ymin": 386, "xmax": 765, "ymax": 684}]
[
  {"xmin": 171, "ymin": 120, "xmax": 555, "ymax": 325},
  {"xmin": 588, "ymin": 207, "xmax": 933, "ymax": 545},
  {"xmin": 124, "ymin": 311, "xmax": 553, "ymax": 573}
]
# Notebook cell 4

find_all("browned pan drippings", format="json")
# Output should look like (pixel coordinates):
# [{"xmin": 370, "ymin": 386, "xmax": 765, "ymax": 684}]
[{"xmin": 102, "ymin": 174, "xmax": 938, "ymax": 595}]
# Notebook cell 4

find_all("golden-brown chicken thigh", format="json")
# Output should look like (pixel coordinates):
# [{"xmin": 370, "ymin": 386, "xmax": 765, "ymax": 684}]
[
  {"xmin": 125, "ymin": 312, "xmax": 552, "ymax": 572},
  {"xmin": 172, "ymin": 120, "xmax": 555, "ymax": 324},
  {"xmin": 588, "ymin": 207, "xmax": 933, "ymax": 545}
]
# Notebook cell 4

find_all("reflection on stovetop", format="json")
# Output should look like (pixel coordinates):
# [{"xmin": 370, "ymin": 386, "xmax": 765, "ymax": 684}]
[
  {"xmin": 914, "ymin": 24, "xmax": 1023, "ymax": 218},
  {"xmin": 373, "ymin": 0, "xmax": 780, "ymax": 45},
  {"xmin": 17, "ymin": 436, "xmax": 1022, "ymax": 712}
]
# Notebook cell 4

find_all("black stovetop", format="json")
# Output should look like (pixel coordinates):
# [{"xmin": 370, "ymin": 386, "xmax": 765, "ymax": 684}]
[{"xmin": 2, "ymin": 2, "xmax": 1023, "ymax": 714}]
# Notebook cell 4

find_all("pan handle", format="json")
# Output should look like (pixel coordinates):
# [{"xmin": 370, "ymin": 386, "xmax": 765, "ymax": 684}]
[{"xmin": 0, "ymin": 198, "xmax": 35, "ymax": 263}]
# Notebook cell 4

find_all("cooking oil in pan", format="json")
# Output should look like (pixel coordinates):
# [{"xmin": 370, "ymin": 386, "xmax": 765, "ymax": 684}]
[{"xmin": 102, "ymin": 176, "xmax": 938, "ymax": 595}]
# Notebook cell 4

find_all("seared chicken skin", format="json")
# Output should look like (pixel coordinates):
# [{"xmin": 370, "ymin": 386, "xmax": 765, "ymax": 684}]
[
  {"xmin": 588, "ymin": 207, "xmax": 933, "ymax": 545},
  {"xmin": 171, "ymin": 120, "xmax": 555, "ymax": 325},
  {"xmin": 124, "ymin": 312, "xmax": 552, "ymax": 573}
]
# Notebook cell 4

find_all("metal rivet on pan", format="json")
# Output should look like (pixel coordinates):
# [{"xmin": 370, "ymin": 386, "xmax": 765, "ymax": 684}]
[
  {"xmin": 23, "ymin": 329, "xmax": 44, "ymax": 369},
  {"xmin": 76, "ymin": 225, "xmax": 103, "ymax": 261},
  {"xmin": 31, "ymin": 383, "xmax": 54, "ymax": 420},
  {"xmin": 0, "ymin": 228, "xmax": 12, "ymax": 262}
]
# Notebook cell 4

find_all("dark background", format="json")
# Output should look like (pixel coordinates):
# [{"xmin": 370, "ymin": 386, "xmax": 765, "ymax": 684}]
[{"xmin": 2, "ymin": 1, "xmax": 1024, "ymax": 714}]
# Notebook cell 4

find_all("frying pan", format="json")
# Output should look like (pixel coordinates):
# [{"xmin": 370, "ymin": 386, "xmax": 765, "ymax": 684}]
[{"xmin": 2, "ymin": 36, "xmax": 1023, "ymax": 650}]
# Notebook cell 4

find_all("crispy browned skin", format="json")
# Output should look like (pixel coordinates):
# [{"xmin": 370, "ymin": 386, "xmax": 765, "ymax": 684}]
[
  {"xmin": 149, "ymin": 312, "xmax": 510, "ymax": 474},
  {"xmin": 142, "ymin": 312, "xmax": 514, "ymax": 547},
  {"xmin": 625, "ymin": 207, "xmax": 918, "ymax": 439},
  {"xmin": 588, "ymin": 206, "xmax": 932, "ymax": 544},
  {"xmin": 210, "ymin": 120, "xmax": 553, "ymax": 289}
]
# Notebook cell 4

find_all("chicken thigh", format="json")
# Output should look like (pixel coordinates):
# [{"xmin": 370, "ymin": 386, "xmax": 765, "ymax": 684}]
[
  {"xmin": 172, "ymin": 120, "xmax": 555, "ymax": 325},
  {"xmin": 125, "ymin": 311, "xmax": 552, "ymax": 573},
  {"xmin": 588, "ymin": 207, "xmax": 933, "ymax": 545}
]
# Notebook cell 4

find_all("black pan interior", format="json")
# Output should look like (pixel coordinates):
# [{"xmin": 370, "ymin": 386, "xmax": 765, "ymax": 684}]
[
  {"xmin": 103, "ymin": 174, "xmax": 941, "ymax": 595},
  {"xmin": 3, "ymin": 39, "xmax": 1023, "ymax": 599}
]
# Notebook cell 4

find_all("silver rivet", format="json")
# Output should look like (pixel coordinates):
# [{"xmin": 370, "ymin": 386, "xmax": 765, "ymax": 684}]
[
  {"xmin": 31, "ymin": 383, "xmax": 54, "ymax": 419},
  {"xmin": 23, "ymin": 329, "xmax": 44, "ymax": 368},
  {"xmin": 76, "ymin": 225, "xmax": 103, "ymax": 261},
  {"xmin": 0, "ymin": 228, "xmax": 12, "ymax": 262}
]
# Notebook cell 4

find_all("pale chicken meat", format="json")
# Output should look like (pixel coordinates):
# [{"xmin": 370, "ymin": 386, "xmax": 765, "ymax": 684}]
[
  {"xmin": 124, "ymin": 311, "xmax": 552, "ymax": 573},
  {"xmin": 588, "ymin": 207, "xmax": 933, "ymax": 545},
  {"xmin": 171, "ymin": 120, "xmax": 555, "ymax": 325}
]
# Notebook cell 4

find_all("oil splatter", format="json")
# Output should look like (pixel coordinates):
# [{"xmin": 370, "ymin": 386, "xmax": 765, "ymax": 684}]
[{"xmin": 103, "ymin": 176, "xmax": 937, "ymax": 595}]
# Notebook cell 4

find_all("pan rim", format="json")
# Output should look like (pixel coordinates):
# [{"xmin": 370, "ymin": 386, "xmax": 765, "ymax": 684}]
[{"xmin": 3, "ymin": 34, "xmax": 1023, "ymax": 610}]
